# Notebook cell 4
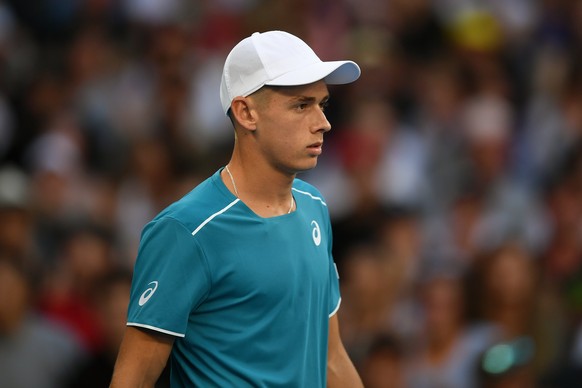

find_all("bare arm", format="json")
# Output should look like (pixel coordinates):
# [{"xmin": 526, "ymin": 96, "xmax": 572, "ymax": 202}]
[
  {"xmin": 110, "ymin": 326, "xmax": 174, "ymax": 388},
  {"xmin": 327, "ymin": 313, "xmax": 363, "ymax": 388}
]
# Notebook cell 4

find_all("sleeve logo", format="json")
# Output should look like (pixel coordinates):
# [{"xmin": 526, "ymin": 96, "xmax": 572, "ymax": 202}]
[
  {"xmin": 311, "ymin": 220, "xmax": 321, "ymax": 246},
  {"xmin": 138, "ymin": 281, "xmax": 159, "ymax": 306}
]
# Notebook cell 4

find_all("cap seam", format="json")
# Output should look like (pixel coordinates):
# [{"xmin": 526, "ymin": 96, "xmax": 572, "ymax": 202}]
[{"xmin": 251, "ymin": 32, "xmax": 271, "ymax": 87}]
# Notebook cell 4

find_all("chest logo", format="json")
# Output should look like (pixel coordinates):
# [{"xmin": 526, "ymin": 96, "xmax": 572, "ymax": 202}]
[
  {"xmin": 138, "ymin": 281, "xmax": 159, "ymax": 306},
  {"xmin": 311, "ymin": 220, "xmax": 321, "ymax": 246}
]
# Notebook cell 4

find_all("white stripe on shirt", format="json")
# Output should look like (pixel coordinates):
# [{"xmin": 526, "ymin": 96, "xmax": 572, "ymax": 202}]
[{"xmin": 191, "ymin": 199, "xmax": 240, "ymax": 236}]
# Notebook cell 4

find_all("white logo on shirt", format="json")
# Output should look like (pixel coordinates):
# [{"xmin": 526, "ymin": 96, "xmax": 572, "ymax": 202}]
[
  {"xmin": 311, "ymin": 220, "xmax": 321, "ymax": 246},
  {"xmin": 138, "ymin": 281, "xmax": 159, "ymax": 306}
]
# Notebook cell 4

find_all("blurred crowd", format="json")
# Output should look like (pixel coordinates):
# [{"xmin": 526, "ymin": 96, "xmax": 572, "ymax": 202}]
[{"xmin": 0, "ymin": 0, "xmax": 581, "ymax": 387}]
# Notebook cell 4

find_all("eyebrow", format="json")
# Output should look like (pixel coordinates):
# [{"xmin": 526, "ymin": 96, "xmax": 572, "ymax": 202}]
[{"xmin": 289, "ymin": 95, "xmax": 329, "ymax": 104}]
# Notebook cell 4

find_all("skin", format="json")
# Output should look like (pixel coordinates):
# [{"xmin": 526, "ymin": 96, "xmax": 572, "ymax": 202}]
[
  {"xmin": 110, "ymin": 80, "xmax": 363, "ymax": 387},
  {"xmin": 222, "ymin": 81, "xmax": 333, "ymax": 217}
]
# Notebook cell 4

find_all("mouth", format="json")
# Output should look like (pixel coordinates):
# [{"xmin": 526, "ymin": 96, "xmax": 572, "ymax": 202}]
[{"xmin": 307, "ymin": 142, "xmax": 323, "ymax": 155}]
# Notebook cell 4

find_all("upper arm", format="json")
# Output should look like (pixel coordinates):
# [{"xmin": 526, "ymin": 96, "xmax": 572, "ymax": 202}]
[
  {"xmin": 327, "ymin": 313, "xmax": 343, "ymax": 361},
  {"xmin": 128, "ymin": 218, "xmax": 211, "ymax": 337},
  {"xmin": 110, "ymin": 326, "xmax": 175, "ymax": 387}
]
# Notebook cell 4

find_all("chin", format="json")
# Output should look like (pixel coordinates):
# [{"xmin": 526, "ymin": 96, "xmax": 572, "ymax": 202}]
[
  {"xmin": 300, "ymin": 158, "xmax": 319, "ymax": 171},
  {"xmin": 287, "ymin": 162, "xmax": 317, "ymax": 175},
  {"xmin": 284, "ymin": 155, "xmax": 320, "ymax": 174}
]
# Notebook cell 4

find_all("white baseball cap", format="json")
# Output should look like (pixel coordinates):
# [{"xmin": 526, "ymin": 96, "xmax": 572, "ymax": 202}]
[{"xmin": 220, "ymin": 30, "xmax": 361, "ymax": 114}]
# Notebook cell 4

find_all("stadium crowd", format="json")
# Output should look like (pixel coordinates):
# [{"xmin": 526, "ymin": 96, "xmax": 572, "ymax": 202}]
[{"xmin": 0, "ymin": 0, "xmax": 581, "ymax": 387}]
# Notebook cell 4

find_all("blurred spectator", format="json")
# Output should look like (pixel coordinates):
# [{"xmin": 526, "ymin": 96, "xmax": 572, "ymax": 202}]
[
  {"xmin": 477, "ymin": 336, "xmax": 537, "ymax": 388},
  {"xmin": 37, "ymin": 222, "xmax": 117, "ymax": 353},
  {"xmin": 122, "ymin": 0, "xmax": 189, "ymax": 25},
  {"xmin": 404, "ymin": 267, "xmax": 498, "ymax": 388},
  {"xmin": 541, "ymin": 145, "xmax": 582, "ymax": 285},
  {"xmin": 0, "ymin": 166, "xmax": 35, "ymax": 260},
  {"xmin": 360, "ymin": 335, "xmax": 405, "ymax": 388},
  {"xmin": 65, "ymin": 269, "xmax": 170, "ymax": 387},
  {"xmin": 0, "ymin": 93, "xmax": 14, "ymax": 161},
  {"xmin": 376, "ymin": 206, "xmax": 425, "ymax": 344},
  {"xmin": 544, "ymin": 320, "xmax": 582, "ymax": 387},
  {"xmin": 467, "ymin": 243, "xmax": 567, "ymax": 380},
  {"xmin": 424, "ymin": 93, "xmax": 550, "ymax": 265},
  {"xmin": 339, "ymin": 206, "xmax": 424, "ymax": 365},
  {"xmin": 0, "ymin": 253, "xmax": 83, "ymax": 388},
  {"xmin": 412, "ymin": 57, "xmax": 469, "ymax": 214},
  {"xmin": 339, "ymin": 245, "xmax": 395, "ymax": 365},
  {"xmin": 522, "ymin": 49, "xmax": 582, "ymax": 187},
  {"xmin": 115, "ymin": 136, "xmax": 181, "ymax": 259}
]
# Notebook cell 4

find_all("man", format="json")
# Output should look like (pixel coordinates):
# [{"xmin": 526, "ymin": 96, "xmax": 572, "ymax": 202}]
[{"xmin": 110, "ymin": 30, "xmax": 363, "ymax": 387}]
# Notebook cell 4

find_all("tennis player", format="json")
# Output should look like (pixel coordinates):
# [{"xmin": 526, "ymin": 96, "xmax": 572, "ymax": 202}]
[{"xmin": 110, "ymin": 30, "xmax": 363, "ymax": 387}]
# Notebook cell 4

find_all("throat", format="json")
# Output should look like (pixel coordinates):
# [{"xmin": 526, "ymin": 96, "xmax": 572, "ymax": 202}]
[{"xmin": 224, "ymin": 165, "xmax": 295, "ymax": 216}]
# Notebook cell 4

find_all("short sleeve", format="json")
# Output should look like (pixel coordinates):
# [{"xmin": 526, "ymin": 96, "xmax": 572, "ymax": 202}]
[{"xmin": 127, "ymin": 217, "xmax": 211, "ymax": 337}]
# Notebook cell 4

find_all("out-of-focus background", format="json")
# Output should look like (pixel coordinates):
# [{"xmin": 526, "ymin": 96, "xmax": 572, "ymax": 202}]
[{"xmin": 0, "ymin": 0, "xmax": 581, "ymax": 387}]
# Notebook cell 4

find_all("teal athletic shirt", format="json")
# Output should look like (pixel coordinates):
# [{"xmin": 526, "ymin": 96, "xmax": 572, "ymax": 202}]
[{"xmin": 127, "ymin": 168, "xmax": 341, "ymax": 387}]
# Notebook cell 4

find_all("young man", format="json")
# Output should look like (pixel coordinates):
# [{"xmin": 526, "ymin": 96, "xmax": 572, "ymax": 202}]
[{"xmin": 110, "ymin": 30, "xmax": 363, "ymax": 387}]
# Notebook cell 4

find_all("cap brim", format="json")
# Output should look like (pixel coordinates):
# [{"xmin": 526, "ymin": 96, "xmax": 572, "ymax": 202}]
[{"xmin": 265, "ymin": 60, "xmax": 360, "ymax": 87}]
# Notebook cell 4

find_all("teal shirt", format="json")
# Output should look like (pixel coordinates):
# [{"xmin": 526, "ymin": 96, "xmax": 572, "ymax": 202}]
[{"xmin": 127, "ymin": 169, "xmax": 341, "ymax": 387}]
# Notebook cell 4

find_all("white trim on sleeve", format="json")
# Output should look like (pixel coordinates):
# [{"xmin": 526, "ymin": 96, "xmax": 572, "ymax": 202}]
[
  {"xmin": 329, "ymin": 297, "xmax": 342, "ymax": 318},
  {"xmin": 127, "ymin": 322, "xmax": 186, "ymax": 338}
]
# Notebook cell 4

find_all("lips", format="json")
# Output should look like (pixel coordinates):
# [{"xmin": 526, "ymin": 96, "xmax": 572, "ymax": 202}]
[{"xmin": 307, "ymin": 141, "xmax": 323, "ymax": 155}]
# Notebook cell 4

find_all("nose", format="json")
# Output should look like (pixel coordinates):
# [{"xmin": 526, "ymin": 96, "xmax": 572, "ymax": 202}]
[{"xmin": 314, "ymin": 108, "xmax": 332, "ymax": 133}]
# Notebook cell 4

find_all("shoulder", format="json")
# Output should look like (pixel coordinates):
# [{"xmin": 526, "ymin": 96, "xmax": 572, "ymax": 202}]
[
  {"xmin": 292, "ymin": 178, "xmax": 328, "ymax": 209},
  {"xmin": 147, "ymin": 170, "xmax": 238, "ymax": 235}
]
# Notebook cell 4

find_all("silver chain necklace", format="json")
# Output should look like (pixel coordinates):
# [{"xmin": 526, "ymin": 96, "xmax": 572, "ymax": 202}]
[{"xmin": 225, "ymin": 165, "xmax": 294, "ymax": 214}]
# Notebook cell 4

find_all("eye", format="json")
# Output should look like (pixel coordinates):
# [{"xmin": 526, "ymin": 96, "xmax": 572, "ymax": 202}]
[
  {"xmin": 296, "ymin": 103, "xmax": 308, "ymax": 111},
  {"xmin": 319, "ymin": 100, "xmax": 329, "ymax": 111}
]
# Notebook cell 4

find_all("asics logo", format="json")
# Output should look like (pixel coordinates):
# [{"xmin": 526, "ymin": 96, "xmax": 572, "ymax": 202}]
[
  {"xmin": 311, "ymin": 220, "xmax": 321, "ymax": 246},
  {"xmin": 138, "ymin": 281, "xmax": 159, "ymax": 306}
]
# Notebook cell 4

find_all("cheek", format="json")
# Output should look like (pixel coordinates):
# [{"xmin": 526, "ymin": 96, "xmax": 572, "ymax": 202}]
[
  {"xmin": 260, "ymin": 115, "xmax": 302, "ymax": 149},
  {"xmin": 270, "ymin": 133, "xmax": 303, "ymax": 164}
]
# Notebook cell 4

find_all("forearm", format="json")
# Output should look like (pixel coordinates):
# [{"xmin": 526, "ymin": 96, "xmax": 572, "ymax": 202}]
[
  {"xmin": 110, "ymin": 355, "xmax": 161, "ymax": 388},
  {"xmin": 110, "ymin": 371, "xmax": 157, "ymax": 388},
  {"xmin": 327, "ymin": 345, "xmax": 363, "ymax": 388}
]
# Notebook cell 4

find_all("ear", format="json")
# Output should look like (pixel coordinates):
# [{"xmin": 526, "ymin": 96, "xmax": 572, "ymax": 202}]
[{"xmin": 230, "ymin": 97, "xmax": 258, "ymax": 131}]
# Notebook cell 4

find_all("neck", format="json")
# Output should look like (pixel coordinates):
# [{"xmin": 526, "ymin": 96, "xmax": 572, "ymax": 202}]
[{"xmin": 222, "ymin": 157, "xmax": 295, "ymax": 217}]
